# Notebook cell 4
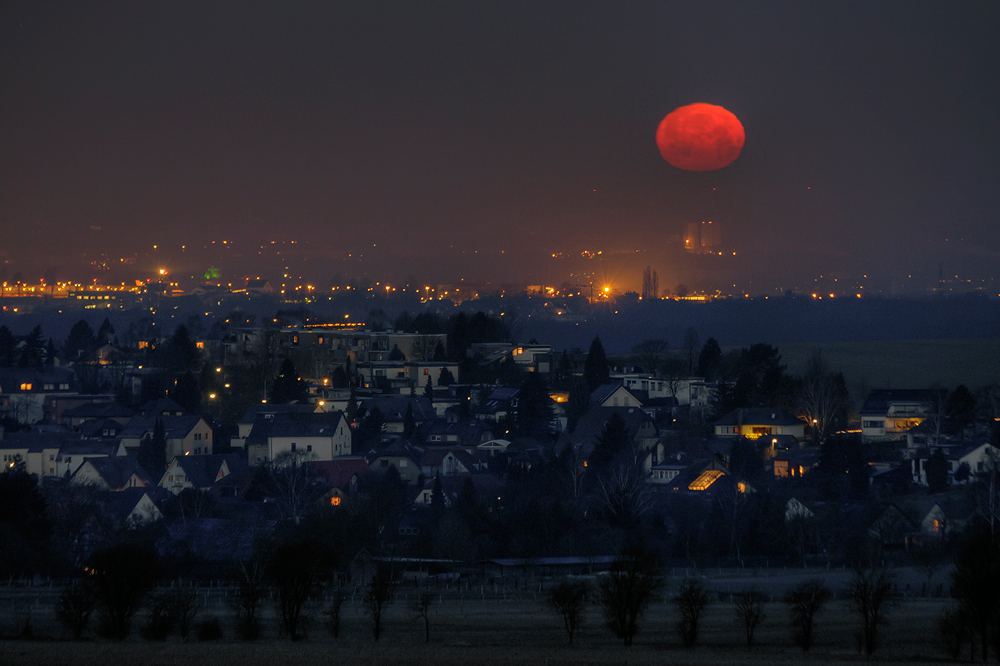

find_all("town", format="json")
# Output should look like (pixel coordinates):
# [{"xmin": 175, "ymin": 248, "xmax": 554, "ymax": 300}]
[{"xmin": 1, "ymin": 291, "xmax": 998, "ymax": 660}]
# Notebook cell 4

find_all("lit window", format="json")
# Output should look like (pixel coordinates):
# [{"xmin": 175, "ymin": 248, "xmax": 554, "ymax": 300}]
[
  {"xmin": 424, "ymin": 368, "xmax": 429, "ymax": 375},
  {"xmin": 330, "ymin": 496, "xmax": 341, "ymax": 506},
  {"xmin": 20, "ymin": 383, "xmax": 31, "ymax": 391}
]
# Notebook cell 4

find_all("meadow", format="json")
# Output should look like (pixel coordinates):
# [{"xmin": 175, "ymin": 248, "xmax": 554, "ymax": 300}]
[{"xmin": 0, "ymin": 567, "xmax": 967, "ymax": 666}]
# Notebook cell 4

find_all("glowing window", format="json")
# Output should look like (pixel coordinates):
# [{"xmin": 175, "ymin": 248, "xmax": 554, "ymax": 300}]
[
  {"xmin": 20, "ymin": 383, "xmax": 31, "ymax": 391},
  {"xmin": 688, "ymin": 469, "xmax": 725, "ymax": 491},
  {"xmin": 330, "ymin": 496, "xmax": 341, "ymax": 506}
]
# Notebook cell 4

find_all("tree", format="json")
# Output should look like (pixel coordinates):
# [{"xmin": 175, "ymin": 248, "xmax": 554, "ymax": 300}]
[
  {"xmin": 233, "ymin": 550, "xmax": 268, "ymax": 641},
  {"xmin": 848, "ymin": 566, "xmax": 893, "ymax": 656},
  {"xmin": 682, "ymin": 327, "xmax": 699, "ymax": 374},
  {"xmin": 641, "ymin": 266, "xmax": 659, "ymax": 300},
  {"xmin": 548, "ymin": 579, "xmax": 589, "ymax": 645},
  {"xmin": 437, "ymin": 366, "xmax": 455, "ymax": 387},
  {"xmin": 138, "ymin": 418, "xmax": 167, "ymax": 480},
  {"xmin": 269, "ymin": 540, "xmax": 324, "ymax": 641},
  {"xmin": 595, "ymin": 452, "xmax": 654, "ymax": 529},
  {"xmin": 950, "ymin": 527, "xmax": 1000, "ymax": 662},
  {"xmin": 388, "ymin": 344, "xmax": 405, "ymax": 361},
  {"xmin": 170, "ymin": 370, "xmax": 201, "ymax": 414},
  {"xmin": 270, "ymin": 450, "xmax": 322, "ymax": 524},
  {"xmin": 598, "ymin": 547, "xmax": 662, "ymax": 647},
  {"xmin": 270, "ymin": 358, "xmax": 309, "ymax": 404},
  {"xmin": 735, "ymin": 587, "xmax": 766, "ymax": 647},
  {"xmin": 19, "ymin": 325, "xmax": 46, "ymax": 367},
  {"xmin": 795, "ymin": 349, "xmax": 851, "ymax": 444},
  {"xmin": 56, "ymin": 579, "xmax": 98, "ymax": 640},
  {"xmin": 0, "ymin": 468, "xmax": 52, "ymax": 577},
  {"xmin": 583, "ymin": 336, "xmax": 610, "ymax": 393},
  {"xmin": 565, "ymin": 377, "xmax": 590, "ymax": 432},
  {"xmin": 926, "ymin": 448, "xmax": 950, "ymax": 494},
  {"xmin": 513, "ymin": 372, "xmax": 553, "ymax": 439},
  {"xmin": 366, "ymin": 565, "xmax": 395, "ymax": 642},
  {"xmin": 946, "ymin": 384, "xmax": 977, "ymax": 443},
  {"xmin": 162, "ymin": 324, "xmax": 200, "ymax": 373},
  {"xmin": 88, "ymin": 544, "xmax": 158, "ymax": 641},
  {"xmin": 64, "ymin": 319, "xmax": 96, "ymax": 361},
  {"xmin": 696, "ymin": 338, "xmax": 723, "ymax": 381},
  {"xmin": 674, "ymin": 577, "xmax": 711, "ymax": 648},
  {"xmin": 785, "ymin": 579, "xmax": 831, "ymax": 651},
  {"xmin": 632, "ymin": 339, "xmax": 667, "ymax": 376},
  {"xmin": 413, "ymin": 591, "xmax": 436, "ymax": 644},
  {"xmin": 403, "ymin": 403, "xmax": 416, "ymax": 438},
  {"xmin": 0, "ymin": 326, "xmax": 15, "ymax": 366},
  {"xmin": 424, "ymin": 375, "xmax": 434, "ymax": 402}
]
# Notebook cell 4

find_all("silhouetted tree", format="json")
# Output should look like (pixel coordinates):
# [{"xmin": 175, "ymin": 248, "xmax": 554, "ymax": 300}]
[
  {"xmin": 0, "ymin": 468, "xmax": 52, "ymax": 577},
  {"xmin": 64, "ymin": 320, "xmax": 96, "ymax": 361},
  {"xmin": 366, "ymin": 565, "xmax": 395, "ymax": 642},
  {"xmin": 599, "ymin": 547, "xmax": 662, "ymax": 647},
  {"xmin": 565, "ymin": 377, "xmax": 590, "ymax": 432},
  {"xmin": 162, "ymin": 325, "xmax": 200, "ymax": 373},
  {"xmin": 584, "ymin": 336, "xmax": 609, "ymax": 393},
  {"xmin": 413, "ymin": 591, "xmax": 436, "ymax": 643},
  {"xmin": 269, "ymin": 540, "xmax": 324, "ymax": 641},
  {"xmin": 926, "ymin": 448, "xmax": 950, "ymax": 494},
  {"xmin": 675, "ymin": 577, "xmax": 711, "ymax": 648},
  {"xmin": 947, "ymin": 385, "xmax": 977, "ymax": 443},
  {"xmin": 170, "ymin": 371, "xmax": 201, "ymax": 414},
  {"xmin": 785, "ymin": 579, "xmax": 831, "ymax": 651},
  {"xmin": 632, "ymin": 339, "xmax": 667, "ymax": 376},
  {"xmin": 56, "ymin": 579, "xmax": 98, "ymax": 640},
  {"xmin": 951, "ymin": 527, "xmax": 1000, "ymax": 662},
  {"xmin": 735, "ymin": 587, "xmax": 766, "ymax": 647},
  {"xmin": 88, "ymin": 544, "xmax": 158, "ymax": 641},
  {"xmin": 549, "ymin": 579, "xmax": 589, "ymax": 645},
  {"xmin": 696, "ymin": 338, "xmax": 723, "ymax": 381},
  {"xmin": 849, "ymin": 566, "xmax": 893, "ymax": 656},
  {"xmin": 270, "ymin": 358, "xmax": 309, "ymax": 404}
]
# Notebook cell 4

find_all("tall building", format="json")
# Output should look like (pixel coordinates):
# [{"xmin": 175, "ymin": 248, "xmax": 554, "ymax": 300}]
[{"xmin": 684, "ymin": 220, "xmax": 721, "ymax": 254}]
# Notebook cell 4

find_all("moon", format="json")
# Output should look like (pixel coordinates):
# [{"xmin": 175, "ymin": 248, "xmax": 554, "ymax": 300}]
[{"xmin": 656, "ymin": 103, "xmax": 745, "ymax": 171}]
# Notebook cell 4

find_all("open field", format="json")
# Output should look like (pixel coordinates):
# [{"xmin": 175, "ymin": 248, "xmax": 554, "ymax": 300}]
[
  {"xmin": 0, "ymin": 567, "xmax": 969, "ymax": 666},
  {"xmin": 777, "ymin": 337, "xmax": 1000, "ymax": 393}
]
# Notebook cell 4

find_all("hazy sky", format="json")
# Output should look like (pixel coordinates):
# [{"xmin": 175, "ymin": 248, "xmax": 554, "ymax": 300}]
[{"xmin": 2, "ymin": 1, "xmax": 999, "ymax": 293}]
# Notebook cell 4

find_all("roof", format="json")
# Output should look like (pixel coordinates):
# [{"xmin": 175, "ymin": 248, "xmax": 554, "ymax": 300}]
[
  {"xmin": 171, "ymin": 454, "xmax": 244, "ymax": 489},
  {"xmin": 569, "ymin": 406, "xmax": 656, "ymax": 453},
  {"xmin": 120, "ymin": 414, "xmax": 205, "ymax": 441},
  {"xmin": 860, "ymin": 389, "xmax": 945, "ymax": 415},
  {"xmin": 100, "ymin": 487, "xmax": 159, "ymax": 524},
  {"xmin": 713, "ymin": 408, "xmax": 805, "ymax": 427},
  {"xmin": 361, "ymin": 395, "xmax": 435, "ymax": 422},
  {"xmin": 307, "ymin": 457, "xmax": 371, "ymax": 488},
  {"xmin": 244, "ymin": 411, "xmax": 346, "ymax": 447},
  {"xmin": 1, "ymin": 432, "xmax": 83, "ymax": 453},
  {"xmin": 77, "ymin": 456, "xmax": 152, "ymax": 489},
  {"xmin": 62, "ymin": 401, "xmax": 136, "ymax": 420},
  {"xmin": 77, "ymin": 418, "xmax": 126, "ymax": 439},
  {"xmin": 238, "ymin": 403, "xmax": 318, "ymax": 425},
  {"xmin": 590, "ymin": 384, "xmax": 641, "ymax": 406},
  {"xmin": 139, "ymin": 397, "xmax": 188, "ymax": 417}
]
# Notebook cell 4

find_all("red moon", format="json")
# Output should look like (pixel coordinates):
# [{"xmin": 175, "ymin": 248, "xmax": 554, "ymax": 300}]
[{"xmin": 656, "ymin": 103, "xmax": 745, "ymax": 171}]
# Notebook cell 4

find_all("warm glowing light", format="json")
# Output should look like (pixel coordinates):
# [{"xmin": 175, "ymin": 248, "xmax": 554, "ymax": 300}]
[
  {"xmin": 330, "ymin": 496, "xmax": 341, "ymax": 506},
  {"xmin": 656, "ymin": 103, "xmax": 745, "ymax": 171},
  {"xmin": 689, "ymin": 469, "xmax": 725, "ymax": 491}
]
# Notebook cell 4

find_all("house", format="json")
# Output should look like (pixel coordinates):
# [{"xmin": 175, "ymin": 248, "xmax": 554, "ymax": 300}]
[
  {"xmin": 231, "ymin": 403, "xmax": 320, "ymax": 449},
  {"xmin": 244, "ymin": 411, "xmax": 351, "ymax": 465},
  {"xmin": 785, "ymin": 497, "xmax": 815, "ymax": 522},
  {"xmin": 118, "ymin": 415, "xmax": 215, "ymax": 462},
  {"xmin": 159, "ymin": 454, "xmax": 245, "ymax": 494},
  {"xmin": 0, "ymin": 367, "xmax": 77, "ymax": 424},
  {"xmin": 569, "ymin": 406, "xmax": 658, "ymax": 461},
  {"xmin": 412, "ymin": 474, "xmax": 504, "ymax": 509},
  {"xmin": 713, "ymin": 408, "xmax": 806, "ymax": 441},
  {"xmin": 56, "ymin": 439, "xmax": 127, "ymax": 477},
  {"xmin": 859, "ymin": 389, "xmax": 945, "ymax": 443},
  {"xmin": 101, "ymin": 487, "xmax": 164, "ymax": 528},
  {"xmin": 71, "ymin": 456, "xmax": 152, "ymax": 491},
  {"xmin": 361, "ymin": 395, "xmax": 435, "ymax": 434},
  {"xmin": 417, "ymin": 414, "xmax": 496, "ymax": 450},
  {"xmin": 1, "ymin": 432, "xmax": 72, "ymax": 479},
  {"xmin": 419, "ymin": 448, "xmax": 479, "ymax": 479},
  {"xmin": 60, "ymin": 401, "xmax": 136, "ymax": 428},
  {"xmin": 590, "ymin": 384, "xmax": 643, "ymax": 409},
  {"xmin": 770, "ymin": 448, "xmax": 820, "ymax": 478},
  {"xmin": 307, "ymin": 457, "xmax": 371, "ymax": 505},
  {"xmin": 368, "ymin": 438, "xmax": 423, "ymax": 484}
]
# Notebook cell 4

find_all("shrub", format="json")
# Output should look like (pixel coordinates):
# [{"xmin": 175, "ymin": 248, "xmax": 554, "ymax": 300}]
[
  {"xmin": 196, "ymin": 618, "xmax": 223, "ymax": 641},
  {"xmin": 88, "ymin": 544, "xmax": 158, "ymax": 641},
  {"xmin": 599, "ymin": 547, "xmax": 662, "ymax": 647},
  {"xmin": 548, "ymin": 580, "xmax": 589, "ymax": 645},
  {"xmin": 734, "ymin": 587, "xmax": 766, "ymax": 647},
  {"xmin": 55, "ymin": 580, "xmax": 98, "ymax": 640}
]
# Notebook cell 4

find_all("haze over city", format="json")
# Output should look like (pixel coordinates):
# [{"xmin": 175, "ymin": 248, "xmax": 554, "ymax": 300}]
[{"xmin": 2, "ymin": 2, "xmax": 999, "ymax": 296}]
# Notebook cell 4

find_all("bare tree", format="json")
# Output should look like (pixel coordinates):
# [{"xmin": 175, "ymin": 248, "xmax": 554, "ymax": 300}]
[
  {"xmin": 950, "ymin": 527, "xmax": 1000, "ymax": 662},
  {"xmin": 632, "ymin": 339, "xmax": 668, "ymax": 376},
  {"xmin": 366, "ymin": 566, "xmax": 395, "ymax": 642},
  {"xmin": 674, "ymin": 577, "xmax": 711, "ymax": 648},
  {"xmin": 598, "ymin": 547, "xmax": 662, "ymax": 647},
  {"xmin": 269, "ymin": 540, "xmax": 323, "ymax": 641},
  {"xmin": 785, "ymin": 579, "xmax": 831, "ymax": 651},
  {"xmin": 412, "ymin": 591, "xmax": 436, "ymax": 644},
  {"xmin": 548, "ymin": 580, "xmax": 589, "ymax": 645},
  {"xmin": 848, "ymin": 566, "xmax": 893, "ymax": 656},
  {"xmin": 270, "ymin": 449, "xmax": 321, "ymax": 524},
  {"xmin": 735, "ymin": 587, "xmax": 766, "ymax": 647},
  {"xmin": 595, "ymin": 452, "xmax": 655, "ymax": 528},
  {"xmin": 233, "ymin": 553, "xmax": 268, "ymax": 641},
  {"xmin": 56, "ymin": 580, "xmax": 98, "ymax": 639},
  {"xmin": 796, "ymin": 349, "xmax": 850, "ymax": 444}
]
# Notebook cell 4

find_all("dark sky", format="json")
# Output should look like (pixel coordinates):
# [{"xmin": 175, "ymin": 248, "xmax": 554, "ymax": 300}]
[{"xmin": 2, "ymin": 1, "xmax": 999, "ymax": 294}]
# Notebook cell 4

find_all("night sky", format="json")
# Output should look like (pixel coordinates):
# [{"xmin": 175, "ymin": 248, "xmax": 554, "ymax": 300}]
[{"xmin": 2, "ymin": 1, "xmax": 999, "ymax": 294}]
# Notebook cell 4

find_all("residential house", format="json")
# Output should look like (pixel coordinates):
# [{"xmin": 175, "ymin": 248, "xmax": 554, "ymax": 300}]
[
  {"xmin": 60, "ymin": 401, "xmax": 136, "ymax": 428},
  {"xmin": 159, "ymin": 454, "xmax": 245, "ymax": 494},
  {"xmin": 713, "ymin": 408, "xmax": 806, "ymax": 441},
  {"xmin": 362, "ymin": 395, "xmax": 435, "ymax": 434},
  {"xmin": 0, "ymin": 367, "xmax": 77, "ymax": 424},
  {"xmin": 368, "ymin": 438, "xmax": 423, "ymax": 484},
  {"xmin": 590, "ymin": 384, "xmax": 643, "ymax": 409},
  {"xmin": 860, "ymin": 389, "xmax": 945, "ymax": 443},
  {"xmin": 118, "ymin": 415, "xmax": 214, "ymax": 462},
  {"xmin": 101, "ymin": 487, "xmax": 164, "ymax": 528},
  {"xmin": 231, "ymin": 403, "xmax": 319, "ymax": 450},
  {"xmin": 568, "ymin": 406, "xmax": 658, "ymax": 461},
  {"xmin": 71, "ymin": 456, "xmax": 152, "ymax": 491},
  {"xmin": 244, "ymin": 411, "xmax": 351, "ymax": 465},
  {"xmin": 56, "ymin": 439, "xmax": 127, "ymax": 477},
  {"xmin": 419, "ymin": 448, "xmax": 479, "ymax": 479},
  {"xmin": 1, "ymin": 432, "xmax": 70, "ymax": 479}
]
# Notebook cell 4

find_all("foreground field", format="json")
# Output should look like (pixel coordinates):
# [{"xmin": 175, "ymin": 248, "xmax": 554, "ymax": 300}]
[{"xmin": 0, "ymin": 588, "xmax": 964, "ymax": 666}]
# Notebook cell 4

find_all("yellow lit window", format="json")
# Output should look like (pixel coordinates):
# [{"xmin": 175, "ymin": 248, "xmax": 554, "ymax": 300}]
[
  {"xmin": 688, "ymin": 469, "xmax": 724, "ymax": 491},
  {"xmin": 330, "ymin": 496, "xmax": 341, "ymax": 506},
  {"xmin": 196, "ymin": 341, "xmax": 204, "ymax": 349},
  {"xmin": 20, "ymin": 383, "xmax": 31, "ymax": 391}
]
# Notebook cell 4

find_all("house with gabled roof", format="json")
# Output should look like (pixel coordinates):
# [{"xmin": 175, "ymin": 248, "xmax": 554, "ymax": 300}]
[
  {"xmin": 244, "ymin": 411, "xmax": 351, "ymax": 465},
  {"xmin": 61, "ymin": 401, "xmax": 136, "ymax": 428},
  {"xmin": 1, "ymin": 432, "xmax": 74, "ymax": 479},
  {"xmin": 71, "ymin": 456, "xmax": 152, "ymax": 491},
  {"xmin": 416, "ymin": 414, "xmax": 496, "ymax": 450},
  {"xmin": 101, "ymin": 487, "xmax": 164, "ymax": 528},
  {"xmin": 119, "ymin": 414, "xmax": 214, "ymax": 462},
  {"xmin": 569, "ymin": 406, "xmax": 658, "ymax": 461},
  {"xmin": 56, "ymin": 439, "xmax": 127, "ymax": 477},
  {"xmin": 419, "ymin": 447, "xmax": 479, "ymax": 479},
  {"xmin": 232, "ymin": 403, "xmax": 320, "ymax": 449},
  {"xmin": 369, "ymin": 438, "xmax": 424, "ymax": 484},
  {"xmin": 361, "ymin": 395, "xmax": 435, "ymax": 434},
  {"xmin": 590, "ymin": 384, "xmax": 643, "ymax": 409},
  {"xmin": 158, "ymin": 454, "xmax": 245, "ymax": 494},
  {"xmin": 77, "ymin": 418, "xmax": 126, "ymax": 439}
]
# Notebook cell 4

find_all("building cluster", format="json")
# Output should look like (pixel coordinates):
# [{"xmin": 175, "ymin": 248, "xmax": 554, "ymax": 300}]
[{"xmin": 1, "ymin": 319, "xmax": 996, "ymax": 570}]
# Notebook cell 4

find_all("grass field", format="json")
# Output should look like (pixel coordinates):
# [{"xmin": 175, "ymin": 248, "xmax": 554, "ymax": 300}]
[
  {"xmin": 0, "ymin": 568, "xmax": 970, "ymax": 666},
  {"xmin": 777, "ymin": 338, "xmax": 1000, "ymax": 395}
]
